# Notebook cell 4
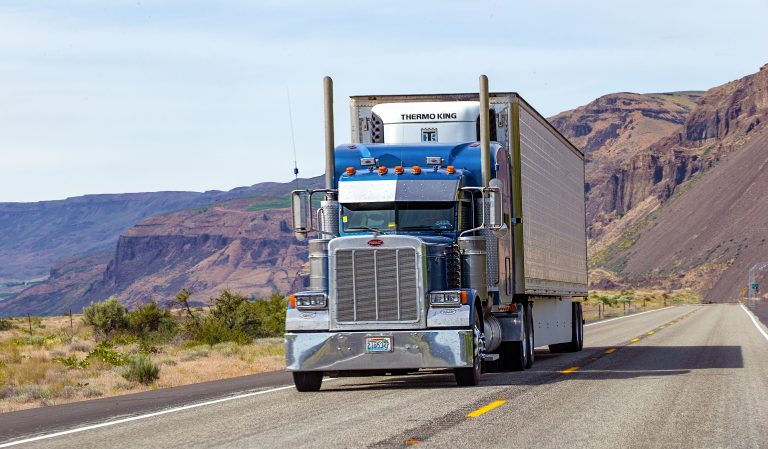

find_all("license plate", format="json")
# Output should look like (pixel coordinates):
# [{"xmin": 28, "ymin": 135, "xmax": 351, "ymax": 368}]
[{"xmin": 366, "ymin": 336, "xmax": 393, "ymax": 353}]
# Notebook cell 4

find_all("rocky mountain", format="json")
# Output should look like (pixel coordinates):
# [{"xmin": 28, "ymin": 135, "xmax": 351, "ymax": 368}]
[
  {"xmin": 0, "ymin": 177, "xmax": 323, "ymax": 316},
  {"xmin": 0, "ymin": 178, "xmax": 321, "ymax": 282},
  {"xmin": 0, "ymin": 197, "xmax": 314, "ymax": 316},
  {"xmin": 587, "ymin": 64, "xmax": 768, "ymax": 300},
  {"xmin": 550, "ymin": 91, "xmax": 703, "ymax": 244}
]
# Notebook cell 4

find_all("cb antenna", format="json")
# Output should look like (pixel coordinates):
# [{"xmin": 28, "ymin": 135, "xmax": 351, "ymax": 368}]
[{"xmin": 287, "ymin": 88, "xmax": 299, "ymax": 189}]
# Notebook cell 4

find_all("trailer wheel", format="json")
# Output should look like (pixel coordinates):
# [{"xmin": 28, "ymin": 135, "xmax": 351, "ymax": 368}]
[
  {"xmin": 455, "ymin": 311, "xmax": 483, "ymax": 386},
  {"xmin": 575, "ymin": 302, "xmax": 584, "ymax": 351},
  {"xmin": 549, "ymin": 302, "xmax": 583, "ymax": 353},
  {"xmin": 499, "ymin": 306, "xmax": 528, "ymax": 371},
  {"xmin": 524, "ymin": 303, "xmax": 535, "ymax": 369},
  {"xmin": 292, "ymin": 371, "xmax": 323, "ymax": 392}
]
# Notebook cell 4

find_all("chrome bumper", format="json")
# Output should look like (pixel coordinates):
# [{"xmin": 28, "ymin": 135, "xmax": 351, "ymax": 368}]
[{"xmin": 285, "ymin": 329, "xmax": 473, "ymax": 372}]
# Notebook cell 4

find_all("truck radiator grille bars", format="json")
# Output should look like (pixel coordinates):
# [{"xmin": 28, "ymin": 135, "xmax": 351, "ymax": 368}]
[{"xmin": 335, "ymin": 248, "xmax": 419, "ymax": 323}]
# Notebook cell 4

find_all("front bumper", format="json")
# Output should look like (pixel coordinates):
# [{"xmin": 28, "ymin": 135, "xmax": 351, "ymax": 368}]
[{"xmin": 285, "ymin": 329, "xmax": 473, "ymax": 372}]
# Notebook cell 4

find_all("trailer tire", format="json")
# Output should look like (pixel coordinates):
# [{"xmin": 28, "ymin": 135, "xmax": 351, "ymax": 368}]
[
  {"xmin": 524, "ymin": 302, "xmax": 535, "ymax": 369},
  {"xmin": 455, "ymin": 311, "xmax": 483, "ymax": 386},
  {"xmin": 499, "ymin": 306, "xmax": 528, "ymax": 371},
  {"xmin": 548, "ymin": 302, "xmax": 583, "ymax": 353},
  {"xmin": 292, "ymin": 371, "xmax": 323, "ymax": 392}
]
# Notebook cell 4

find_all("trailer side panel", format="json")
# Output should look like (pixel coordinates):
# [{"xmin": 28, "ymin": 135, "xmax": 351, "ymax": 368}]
[{"xmin": 518, "ymin": 104, "xmax": 587, "ymax": 295}]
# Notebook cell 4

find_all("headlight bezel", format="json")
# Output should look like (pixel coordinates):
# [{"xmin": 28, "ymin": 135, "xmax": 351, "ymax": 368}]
[
  {"xmin": 429, "ymin": 290, "xmax": 466, "ymax": 307},
  {"xmin": 293, "ymin": 293, "xmax": 328, "ymax": 310}
]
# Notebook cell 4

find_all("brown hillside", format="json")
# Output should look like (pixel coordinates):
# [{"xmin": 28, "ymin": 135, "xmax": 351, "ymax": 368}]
[
  {"xmin": 550, "ymin": 91, "xmax": 702, "ymax": 241},
  {"xmin": 610, "ymin": 127, "xmax": 768, "ymax": 301},
  {"xmin": 594, "ymin": 64, "xmax": 768, "ymax": 300},
  {"xmin": 608, "ymin": 64, "xmax": 768, "ymax": 218},
  {"xmin": 97, "ymin": 201, "xmax": 308, "ymax": 309},
  {"xmin": 0, "ymin": 200, "xmax": 310, "ymax": 316}
]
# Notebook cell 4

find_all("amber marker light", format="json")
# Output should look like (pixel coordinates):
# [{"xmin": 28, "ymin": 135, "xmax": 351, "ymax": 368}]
[
  {"xmin": 378, "ymin": 166, "xmax": 388, "ymax": 175},
  {"xmin": 460, "ymin": 291, "xmax": 468, "ymax": 305},
  {"xmin": 289, "ymin": 294, "xmax": 296, "ymax": 309},
  {"xmin": 411, "ymin": 166, "xmax": 422, "ymax": 174},
  {"xmin": 446, "ymin": 165, "xmax": 456, "ymax": 174},
  {"xmin": 394, "ymin": 165, "xmax": 404, "ymax": 174},
  {"xmin": 345, "ymin": 167, "xmax": 355, "ymax": 175}
]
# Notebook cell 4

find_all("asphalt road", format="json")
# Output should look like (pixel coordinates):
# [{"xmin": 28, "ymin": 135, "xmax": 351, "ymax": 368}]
[{"xmin": 2, "ymin": 303, "xmax": 767, "ymax": 448}]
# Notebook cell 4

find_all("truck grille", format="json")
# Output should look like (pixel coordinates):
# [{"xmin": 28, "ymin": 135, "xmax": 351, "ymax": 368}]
[{"xmin": 335, "ymin": 248, "xmax": 419, "ymax": 322}]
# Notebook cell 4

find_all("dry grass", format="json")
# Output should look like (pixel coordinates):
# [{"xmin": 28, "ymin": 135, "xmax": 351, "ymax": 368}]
[
  {"xmin": 0, "ymin": 316, "xmax": 284, "ymax": 413},
  {"xmin": 583, "ymin": 288, "xmax": 700, "ymax": 322}
]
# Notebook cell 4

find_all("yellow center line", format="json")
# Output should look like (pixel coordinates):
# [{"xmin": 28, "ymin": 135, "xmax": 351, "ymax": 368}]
[
  {"xmin": 660, "ymin": 325, "xmax": 666, "ymax": 328},
  {"xmin": 631, "ymin": 338, "xmax": 641, "ymax": 342},
  {"xmin": 467, "ymin": 399, "xmax": 508, "ymax": 418},
  {"xmin": 647, "ymin": 331, "xmax": 655, "ymax": 335},
  {"xmin": 605, "ymin": 348, "xmax": 617, "ymax": 354},
  {"xmin": 560, "ymin": 366, "xmax": 579, "ymax": 374}
]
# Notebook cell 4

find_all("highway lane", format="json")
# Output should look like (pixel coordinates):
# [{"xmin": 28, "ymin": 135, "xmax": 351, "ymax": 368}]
[{"xmin": 3, "ymin": 304, "xmax": 767, "ymax": 448}]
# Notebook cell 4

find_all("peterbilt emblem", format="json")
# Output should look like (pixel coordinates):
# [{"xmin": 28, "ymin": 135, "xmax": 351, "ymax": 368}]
[{"xmin": 368, "ymin": 239, "xmax": 384, "ymax": 247}]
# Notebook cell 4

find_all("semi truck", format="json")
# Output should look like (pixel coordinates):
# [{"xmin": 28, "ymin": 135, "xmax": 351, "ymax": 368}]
[{"xmin": 285, "ymin": 75, "xmax": 587, "ymax": 391}]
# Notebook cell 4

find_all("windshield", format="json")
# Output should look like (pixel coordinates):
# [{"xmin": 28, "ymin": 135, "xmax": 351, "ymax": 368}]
[{"xmin": 342, "ymin": 202, "xmax": 455, "ymax": 233}]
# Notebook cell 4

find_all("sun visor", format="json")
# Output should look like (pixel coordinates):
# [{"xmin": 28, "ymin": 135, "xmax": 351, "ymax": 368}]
[{"xmin": 339, "ymin": 179, "xmax": 459, "ymax": 203}]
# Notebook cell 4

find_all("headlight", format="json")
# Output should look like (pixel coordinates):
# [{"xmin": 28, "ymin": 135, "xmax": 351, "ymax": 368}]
[
  {"xmin": 429, "ymin": 291, "xmax": 465, "ymax": 307},
  {"xmin": 294, "ymin": 293, "xmax": 328, "ymax": 309}
]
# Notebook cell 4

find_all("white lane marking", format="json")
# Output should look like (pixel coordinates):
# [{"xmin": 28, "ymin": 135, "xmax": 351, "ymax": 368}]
[
  {"xmin": 585, "ymin": 306, "xmax": 674, "ymax": 327},
  {"xmin": 0, "ymin": 384, "xmax": 297, "ymax": 448},
  {"xmin": 740, "ymin": 303, "xmax": 768, "ymax": 342}
]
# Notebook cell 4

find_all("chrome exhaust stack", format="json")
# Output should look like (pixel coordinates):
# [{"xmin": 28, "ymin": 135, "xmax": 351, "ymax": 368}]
[{"xmin": 479, "ymin": 74, "xmax": 491, "ymax": 189}]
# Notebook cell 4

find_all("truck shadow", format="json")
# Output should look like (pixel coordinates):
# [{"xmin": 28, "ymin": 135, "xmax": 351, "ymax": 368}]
[{"xmin": 323, "ymin": 345, "xmax": 744, "ymax": 391}]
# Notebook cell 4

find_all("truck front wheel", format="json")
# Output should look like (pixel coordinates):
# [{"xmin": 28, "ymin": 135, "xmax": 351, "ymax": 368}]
[
  {"xmin": 454, "ymin": 311, "xmax": 483, "ymax": 386},
  {"xmin": 292, "ymin": 371, "xmax": 323, "ymax": 392}
]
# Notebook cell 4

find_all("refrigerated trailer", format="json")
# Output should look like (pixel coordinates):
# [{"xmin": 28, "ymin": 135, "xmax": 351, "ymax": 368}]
[{"xmin": 285, "ymin": 76, "xmax": 587, "ymax": 391}]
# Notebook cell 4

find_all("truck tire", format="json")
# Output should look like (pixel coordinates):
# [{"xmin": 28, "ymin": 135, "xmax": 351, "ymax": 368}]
[
  {"xmin": 455, "ymin": 311, "xmax": 483, "ymax": 386},
  {"xmin": 575, "ymin": 302, "xmax": 584, "ymax": 351},
  {"xmin": 548, "ymin": 302, "xmax": 583, "ymax": 353},
  {"xmin": 499, "ymin": 306, "xmax": 528, "ymax": 372},
  {"xmin": 292, "ymin": 371, "xmax": 323, "ymax": 392},
  {"xmin": 524, "ymin": 303, "xmax": 535, "ymax": 369}
]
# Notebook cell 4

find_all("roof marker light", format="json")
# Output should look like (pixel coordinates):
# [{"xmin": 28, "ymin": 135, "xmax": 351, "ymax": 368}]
[
  {"xmin": 412, "ymin": 166, "xmax": 421, "ymax": 175},
  {"xmin": 378, "ymin": 166, "xmax": 388, "ymax": 175},
  {"xmin": 446, "ymin": 166, "xmax": 456, "ymax": 174},
  {"xmin": 345, "ymin": 167, "xmax": 356, "ymax": 175},
  {"xmin": 394, "ymin": 166, "xmax": 404, "ymax": 175}
]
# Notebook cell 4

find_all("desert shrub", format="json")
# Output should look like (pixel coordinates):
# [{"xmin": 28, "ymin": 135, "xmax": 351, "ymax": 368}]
[
  {"xmin": 122, "ymin": 355, "xmax": 160, "ymax": 385},
  {"xmin": 13, "ymin": 335, "xmax": 46, "ymax": 346},
  {"xmin": 0, "ymin": 318, "xmax": 13, "ymax": 331},
  {"xmin": 176, "ymin": 289, "xmax": 287, "ymax": 345},
  {"xmin": 17, "ymin": 385, "xmax": 51, "ymax": 402},
  {"xmin": 252, "ymin": 294, "xmax": 287, "ymax": 337},
  {"xmin": 69, "ymin": 339, "xmax": 94, "ymax": 353},
  {"xmin": 84, "ymin": 341, "xmax": 126, "ymax": 367},
  {"xmin": 193, "ymin": 316, "xmax": 252, "ymax": 346},
  {"xmin": 83, "ymin": 296, "xmax": 128, "ymax": 336},
  {"xmin": 128, "ymin": 300, "xmax": 177, "ymax": 337},
  {"xmin": 53, "ymin": 354, "xmax": 82, "ymax": 369},
  {"xmin": 209, "ymin": 290, "xmax": 261, "ymax": 336}
]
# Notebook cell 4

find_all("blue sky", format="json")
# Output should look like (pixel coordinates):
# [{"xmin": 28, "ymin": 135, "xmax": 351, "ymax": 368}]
[{"xmin": 1, "ymin": 0, "xmax": 766, "ymax": 202}]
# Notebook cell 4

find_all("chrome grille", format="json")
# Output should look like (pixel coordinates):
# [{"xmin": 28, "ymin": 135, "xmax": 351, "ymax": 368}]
[{"xmin": 335, "ymin": 248, "xmax": 419, "ymax": 323}]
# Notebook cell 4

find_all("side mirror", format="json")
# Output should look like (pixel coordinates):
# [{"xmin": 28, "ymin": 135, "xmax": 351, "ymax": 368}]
[
  {"xmin": 291, "ymin": 190, "xmax": 311, "ymax": 241},
  {"xmin": 488, "ymin": 179, "xmax": 503, "ymax": 229}
]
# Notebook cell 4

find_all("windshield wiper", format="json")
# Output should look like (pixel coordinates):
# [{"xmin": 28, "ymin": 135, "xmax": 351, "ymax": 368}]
[{"xmin": 345, "ymin": 226, "xmax": 390, "ymax": 234}]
